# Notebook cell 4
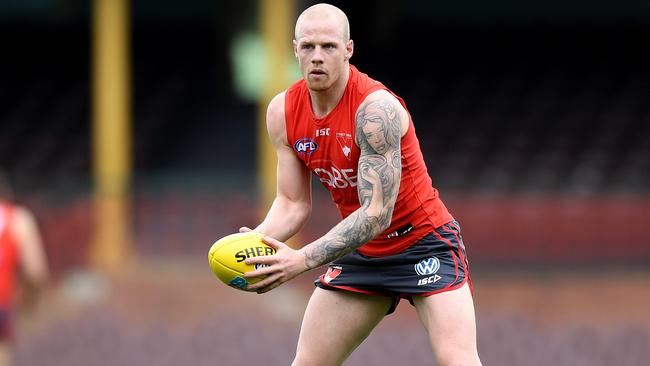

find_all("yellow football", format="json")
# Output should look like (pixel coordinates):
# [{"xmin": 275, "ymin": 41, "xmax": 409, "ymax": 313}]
[{"xmin": 208, "ymin": 232, "xmax": 276, "ymax": 291}]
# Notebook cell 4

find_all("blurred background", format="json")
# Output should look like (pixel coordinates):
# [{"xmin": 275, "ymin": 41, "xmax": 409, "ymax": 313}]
[{"xmin": 1, "ymin": 0, "xmax": 649, "ymax": 365}]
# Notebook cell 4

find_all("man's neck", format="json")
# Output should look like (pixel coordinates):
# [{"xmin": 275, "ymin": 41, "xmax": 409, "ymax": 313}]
[{"xmin": 309, "ymin": 64, "xmax": 350, "ymax": 118}]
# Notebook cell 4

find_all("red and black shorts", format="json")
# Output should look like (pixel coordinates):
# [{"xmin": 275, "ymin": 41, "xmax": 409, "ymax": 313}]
[{"xmin": 315, "ymin": 220, "xmax": 472, "ymax": 314}]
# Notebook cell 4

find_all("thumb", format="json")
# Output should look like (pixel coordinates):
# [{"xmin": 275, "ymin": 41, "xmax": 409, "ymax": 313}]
[{"xmin": 239, "ymin": 226, "xmax": 252, "ymax": 233}]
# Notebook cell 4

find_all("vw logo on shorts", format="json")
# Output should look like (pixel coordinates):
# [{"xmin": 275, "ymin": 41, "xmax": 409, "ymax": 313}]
[{"xmin": 415, "ymin": 257, "xmax": 441, "ymax": 276}]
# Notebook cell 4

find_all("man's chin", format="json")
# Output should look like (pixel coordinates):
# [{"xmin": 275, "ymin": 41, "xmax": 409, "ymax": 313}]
[{"xmin": 306, "ymin": 80, "xmax": 329, "ymax": 92}]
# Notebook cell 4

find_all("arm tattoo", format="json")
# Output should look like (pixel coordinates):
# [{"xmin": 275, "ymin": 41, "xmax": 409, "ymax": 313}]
[{"xmin": 304, "ymin": 97, "xmax": 403, "ymax": 268}]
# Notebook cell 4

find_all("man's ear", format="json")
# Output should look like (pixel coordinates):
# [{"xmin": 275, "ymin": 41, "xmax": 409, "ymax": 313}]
[{"xmin": 345, "ymin": 39, "xmax": 354, "ymax": 61}]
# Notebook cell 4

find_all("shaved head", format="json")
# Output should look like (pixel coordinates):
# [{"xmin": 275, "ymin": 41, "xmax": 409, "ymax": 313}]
[{"xmin": 295, "ymin": 3, "xmax": 350, "ymax": 42}]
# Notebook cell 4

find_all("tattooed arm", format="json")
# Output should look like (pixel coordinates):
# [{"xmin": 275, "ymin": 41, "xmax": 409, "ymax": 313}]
[{"xmin": 302, "ymin": 90, "xmax": 407, "ymax": 268}]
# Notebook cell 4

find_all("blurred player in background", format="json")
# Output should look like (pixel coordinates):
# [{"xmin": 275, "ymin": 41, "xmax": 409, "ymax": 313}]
[
  {"xmin": 240, "ymin": 3, "xmax": 481, "ymax": 366},
  {"xmin": 0, "ymin": 170, "xmax": 49, "ymax": 366}
]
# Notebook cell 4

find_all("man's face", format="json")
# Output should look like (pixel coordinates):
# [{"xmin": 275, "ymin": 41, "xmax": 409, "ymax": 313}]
[{"xmin": 294, "ymin": 19, "xmax": 351, "ymax": 92}]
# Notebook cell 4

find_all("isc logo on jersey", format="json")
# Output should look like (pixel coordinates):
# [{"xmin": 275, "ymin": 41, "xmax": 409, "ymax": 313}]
[
  {"xmin": 415, "ymin": 257, "xmax": 442, "ymax": 286},
  {"xmin": 294, "ymin": 138, "xmax": 318, "ymax": 155}
]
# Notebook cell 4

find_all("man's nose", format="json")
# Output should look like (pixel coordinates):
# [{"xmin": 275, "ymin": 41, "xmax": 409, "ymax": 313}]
[{"xmin": 311, "ymin": 47, "xmax": 324, "ymax": 63}]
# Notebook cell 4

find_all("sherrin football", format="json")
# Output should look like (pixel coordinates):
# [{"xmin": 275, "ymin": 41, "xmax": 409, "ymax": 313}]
[{"xmin": 208, "ymin": 232, "xmax": 276, "ymax": 291}]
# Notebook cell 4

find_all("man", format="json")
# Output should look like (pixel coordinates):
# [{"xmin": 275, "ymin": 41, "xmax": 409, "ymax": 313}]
[
  {"xmin": 241, "ymin": 3, "xmax": 482, "ymax": 365},
  {"xmin": 0, "ymin": 171, "xmax": 49, "ymax": 366}
]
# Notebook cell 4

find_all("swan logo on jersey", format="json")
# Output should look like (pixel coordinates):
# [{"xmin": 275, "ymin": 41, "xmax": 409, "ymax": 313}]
[
  {"xmin": 336, "ymin": 132, "xmax": 353, "ymax": 160},
  {"xmin": 294, "ymin": 138, "xmax": 318, "ymax": 155},
  {"xmin": 415, "ymin": 257, "xmax": 441, "ymax": 276}
]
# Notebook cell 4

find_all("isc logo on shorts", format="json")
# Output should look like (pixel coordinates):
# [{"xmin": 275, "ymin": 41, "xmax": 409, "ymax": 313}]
[{"xmin": 415, "ymin": 257, "xmax": 442, "ymax": 286}]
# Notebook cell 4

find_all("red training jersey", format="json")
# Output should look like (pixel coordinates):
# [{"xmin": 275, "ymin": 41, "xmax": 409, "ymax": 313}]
[
  {"xmin": 284, "ymin": 65, "xmax": 453, "ymax": 257},
  {"xmin": 0, "ymin": 203, "xmax": 19, "ymax": 308}
]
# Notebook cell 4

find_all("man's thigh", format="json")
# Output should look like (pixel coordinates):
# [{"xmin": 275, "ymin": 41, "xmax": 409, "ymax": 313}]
[
  {"xmin": 293, "ymin": 288, "xmax": 392, "ymax": 366},
  {"xmin": 412, "ymin": 282, "xmax": 481, "ymax": 365}
]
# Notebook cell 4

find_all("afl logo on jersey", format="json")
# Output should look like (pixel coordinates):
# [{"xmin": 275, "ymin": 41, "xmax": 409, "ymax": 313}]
[{"xmin": 294, "ymin": 138, "xmax": 318, "ymax": 155}]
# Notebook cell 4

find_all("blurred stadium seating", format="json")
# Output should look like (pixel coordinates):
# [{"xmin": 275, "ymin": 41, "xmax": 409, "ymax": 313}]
[{"xmin": 3, "ymin": 24, "xmax": 649, "ymax": 195}]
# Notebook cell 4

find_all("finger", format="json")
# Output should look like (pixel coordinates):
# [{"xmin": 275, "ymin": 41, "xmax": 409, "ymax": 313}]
[
  {"xmin": 239, "ymin": 227, "xmax": 252, "ymax": 233},
  {"xmin": 261, "ymin": 235, "xmax": 286, "ymax": 249},
  {"xmin": 257, "ymin": 275, "xmax": 287, "ymax": 293},
  {"xmin": 256, "ymin": 281, "xmax": 281, "ymax": 294},
  {"xmin": 243, "ymin": 264, "xmax": 274, "ymax": 278},
  {"xmin": 245, "ymin": 255, "xmax": 275, "ymax": 266},
  {"xmin": 246, "ymin": 273, "xmax": 282, "ymax": 292}
]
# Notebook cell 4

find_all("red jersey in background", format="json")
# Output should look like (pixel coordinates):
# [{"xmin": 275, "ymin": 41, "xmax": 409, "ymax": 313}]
[{"xmin": 0, "ymin": 203, "xmax": 19, "ymax": 308}]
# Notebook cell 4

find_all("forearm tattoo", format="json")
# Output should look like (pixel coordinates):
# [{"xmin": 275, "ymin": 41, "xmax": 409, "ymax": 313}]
[{"xmin": 304, "ymin": 98, "xmax": 402, "ymax": 268}]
